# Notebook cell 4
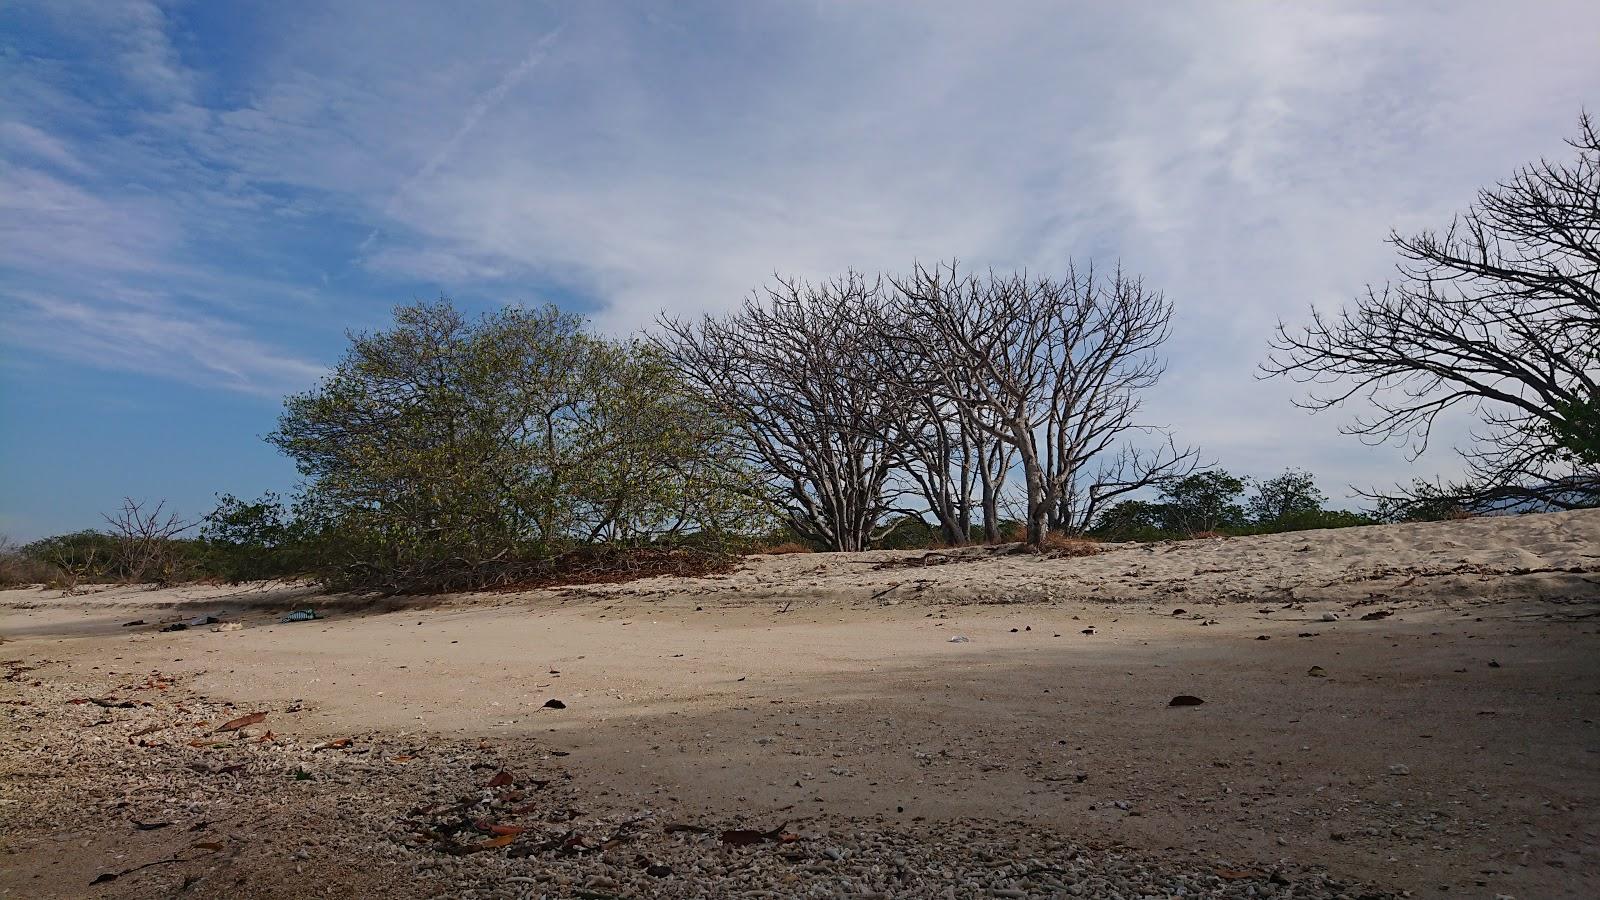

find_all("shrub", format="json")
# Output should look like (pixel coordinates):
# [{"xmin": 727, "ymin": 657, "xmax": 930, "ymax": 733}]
[
  {"xmin": 0, "ymin": 535, "xmax": 59, "ymax": 587},
  {"xmin": 269, "ymin": 299, "xmax": 767, "ymax": 593},
  {"xmin": 1159, "ymin": 470, "xmax": 1248, "ymax": 534}
]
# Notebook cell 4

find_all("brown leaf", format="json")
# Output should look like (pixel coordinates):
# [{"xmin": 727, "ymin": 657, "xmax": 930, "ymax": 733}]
[
  {"xmin": 314, "ymin": 738, "xmax": 351, "ymax": 751},
  {"xmin": 486, "ymin": 770, "xmax": 514, "ymax": 788},
  {"xmin": 484, "ymin": 824, "xmax": 527, "ymax": 836},
  {"xmin": 391, "ymin": 755, "xmax": 414, "ymax": 762},
  {"xmin": 192, "ymin": 841, "xmax": 224, "ymax": 852},
  {"xmin": 479, "ymin": 834, "xmax": 518, "ymax": 849},
  {"xmin": 216, "ymin": 711, "xmax": 266, "ymax": 732}
]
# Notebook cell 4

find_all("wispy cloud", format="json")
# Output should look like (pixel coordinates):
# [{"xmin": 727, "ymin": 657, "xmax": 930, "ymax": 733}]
[
  {"xmin": 6, "ymin": 291, "xmax": 324, "ymax": 397},
  {"xmin": 1, "ymin": 0, "xmax": 1596, "ymax": 502}
]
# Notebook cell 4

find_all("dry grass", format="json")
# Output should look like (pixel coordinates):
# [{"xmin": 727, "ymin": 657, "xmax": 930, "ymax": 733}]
[
  {"xmin": 756, "ymin": 541, "xmax": 815, "ymax": 555},
  {"xmin": 1041, "ymin": 533, "xmax": 1105, "ymax": 557}
]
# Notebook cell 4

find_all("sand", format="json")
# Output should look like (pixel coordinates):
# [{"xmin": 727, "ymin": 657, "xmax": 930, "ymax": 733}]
[{"xmin": 2, "ymin": 510, "xmax": 1597, "ymax": 898}]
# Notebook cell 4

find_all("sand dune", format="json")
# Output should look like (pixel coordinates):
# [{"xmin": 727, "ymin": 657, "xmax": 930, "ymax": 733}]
[{"xmin": 2, "ymin": 511, "xmax": 1597, "ymax": 898}]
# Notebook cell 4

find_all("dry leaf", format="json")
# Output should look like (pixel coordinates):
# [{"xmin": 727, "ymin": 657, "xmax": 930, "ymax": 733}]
[
  {"xmin": 314, "ymin": 738, "xmax": 352, "ymax": 751},
  {"xmin": 216, "ymin": 711, "xmax": 266, "ymax": 732},
  {"xmin": 192, "ymin": 841, "xmax": 224, "ymax": 852},
  {"xmin": 486, "ymin": 770, "xmax": 514, "ymax": 788}
]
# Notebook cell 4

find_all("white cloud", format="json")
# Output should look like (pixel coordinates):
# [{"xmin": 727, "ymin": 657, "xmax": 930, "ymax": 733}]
[
  {"xmin": 2, "ymin": 0, "xmax": 1596, "ymax": 490},
  {"xmin": 5, "ymin": 291, "xmax": 324, "ymax": 397}
]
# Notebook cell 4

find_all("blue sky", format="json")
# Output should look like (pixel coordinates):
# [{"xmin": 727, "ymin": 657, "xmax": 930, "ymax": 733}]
[{"xmin": 2, "ymin": 1, "xmax": 1597, "ymax": 540}]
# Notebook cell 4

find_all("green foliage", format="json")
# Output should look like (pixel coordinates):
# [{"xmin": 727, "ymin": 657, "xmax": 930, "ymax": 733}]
[
  {"xmin": 21, "ymin": 531, "xmax": 121, "ymax": 576},
  {"xmin": 1549, "ymin": 392, "xmax": 1600, "ymax": 466},
  {"xmin": 0, "ymin": 535, "xmax": 63, "ymax": 586},
  {"xmin": 1090, "ymin": 499, "xmax": 1172, "ymax": 541},
  {"xmin": 1091, "ymin": 467, "xmax": 1375, "ymax": 539},
  {"xmin": 1158, "ymin": 470, "xmax": 1247, "ymax": 534},
  {"xmin": 200, "ymin": 492, "xmax": 321, "ymax": 582},
  {"xmin": 16, "ymin": 529, "xmax": 210, "ymax": 587},
  {"xmin": 269, "ymin": 299, "xmax": 766, "ymax": 592},
  {"xmin": 1370, "ymin": 480, "xmax": 1470, "ymax": 523},
  {"xmin": 1249, "ymin": 507, "xmax": 1377, "ymax": 533},
  {"xmin": 1247, "ymin": 468, "xmax": 1326, "ymax": 527},
  {"xmin": 874, "ymin": 514, "xmax": 940, "ymax": 550}
]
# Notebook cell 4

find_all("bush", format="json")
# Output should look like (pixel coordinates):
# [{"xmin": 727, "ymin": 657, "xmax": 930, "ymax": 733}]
[
  {"xmin": 269, "ymin": 299, "xmax": 768, "ymax": 593},
  {"xmin": 0, "ymin": 535, "xmax": 60, "ymax": 587},
  {"xmin": 19, "ymin": 531, "xmax": 121, "ymax": 590},
  {"xmin": 199, "ymin": 492, "xmax": 323, "ymax": 583},
  {"xmin": 1091, "ymin": 468, "xmax": 1378, "ymax": 540},
  {"xmin": 1159, "ymin": 470, "xmax": 1247, "ymax": 534}
]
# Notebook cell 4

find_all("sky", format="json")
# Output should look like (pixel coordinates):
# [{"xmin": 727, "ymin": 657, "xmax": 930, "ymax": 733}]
[{"xmin": 1, "ymin": 1, "xmax": 1597, "ymax": 540}]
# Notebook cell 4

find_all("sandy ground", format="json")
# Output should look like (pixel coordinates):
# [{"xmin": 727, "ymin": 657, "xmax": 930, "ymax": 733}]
[{"xmin": 2, "ymin": 511, "xmax": 1598, "ymax": 898}]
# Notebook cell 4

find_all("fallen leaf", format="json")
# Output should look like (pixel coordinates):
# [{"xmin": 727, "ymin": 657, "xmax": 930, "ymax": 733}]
[
  {"xmin": 391, "ymin": 755, "xmax": 414, "ymax": 763},
  {"xmin": 216, "ymin": 711, "xmax": 266, "ymax": 732},
  {"xmin": 314, "ymin": 738, "xmax": 352, "ymax": 751},
  {"xmin": 478, "ymin": 834, "xmax": 518, "ymax": 849},
  {"xmin": 486, "ymin": 770, "xmax": 514, "ymax": 788},
  {"xmin": 192, "ymin": 841, "xmax": 224, "ymax": 852}
]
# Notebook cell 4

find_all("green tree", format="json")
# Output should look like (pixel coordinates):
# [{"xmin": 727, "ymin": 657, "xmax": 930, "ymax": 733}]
[
  {"xmin": 270, "ymin": 299, "xmax": 764, "ymax": 592},
  {"xmin": 1247, "ymin": 469, "xmax": 1326, "ymax": 526},
  {"xmin": 1090, "ymin": 499, "xmax": 1169, "ymax": 541},
  {"xmin": 1550, "ymin": 392, "xmax": 1600, "ymax": 467},
  {"xmin": 1159, "ymin": 470, "xmax": 1247, "ymax": 534},
  {"xmin": 200, "ymin": 492, "xmax": 322, "ymax": 582}
]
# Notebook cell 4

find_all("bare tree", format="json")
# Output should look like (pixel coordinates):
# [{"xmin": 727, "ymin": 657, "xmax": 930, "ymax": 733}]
[
  {"xmin": 104, "ymin": 498, "xmax": 193, "ymax": 584},
  {"xmin": 892, "ymin": 261, "xmax": 1194, "ymax": 548},
  {"xmin": 655, "ymin": 273, "xmax": 911, "ymax": 551},
  {"xmin": 854, "ymin": 308, "xmax": 1014, "ymax": 545},
  {"xmin": 1264, "ymin": 114, "xmax": 1600, "ymax": 513}
]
